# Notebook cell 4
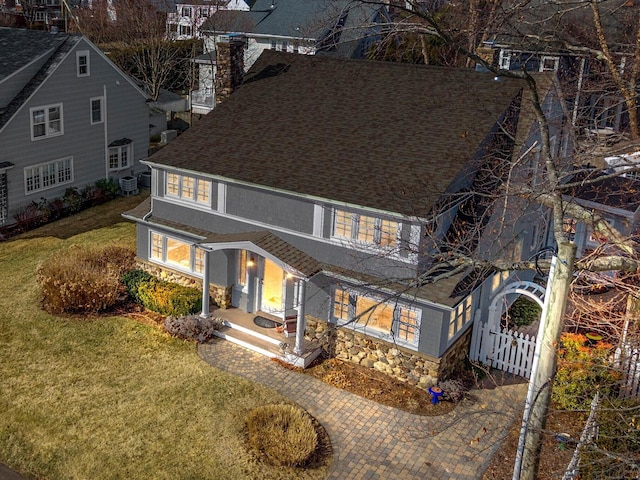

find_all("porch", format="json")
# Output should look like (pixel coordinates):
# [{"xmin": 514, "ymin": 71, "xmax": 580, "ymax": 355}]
[{"xmin": 209, "ymin": 306, "xmax": 323, "ymax": 368}]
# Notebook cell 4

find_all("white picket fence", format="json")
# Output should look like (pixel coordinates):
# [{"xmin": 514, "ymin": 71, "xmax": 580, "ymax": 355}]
[
  {"xmin": 470, "ymin": 320, "xmax": 537, "ymax": 378},
  {"xmin": 615, "ymin": 344, "xmax": 640, "ymax": 398}
]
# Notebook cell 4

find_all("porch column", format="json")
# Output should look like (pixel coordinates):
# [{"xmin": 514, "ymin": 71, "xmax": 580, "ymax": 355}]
[
  {"xmin": 293, "ymin": 279, "xmax": 307, "ymax": 355},
  {"xmin": 200, "ymin": 247, "xmax": 210, "ymax": 317}
]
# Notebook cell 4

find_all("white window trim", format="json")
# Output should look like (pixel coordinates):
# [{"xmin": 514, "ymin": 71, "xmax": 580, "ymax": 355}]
[
  {"xmin": 76, "ymin": 50, "xmax": 90, "ymax": 77},
  {"xmin": 90, "ymin": 96, "xmax": 104, "ymax": 125},
  {"xmin": 312, "ymin": 204, "xmax": 324, "ymax": 237},
  {"xmin": 108, "ymin": 142, "xmax": 132, "ymax": 171},
  {"xmin": 23, "ymin": 156, "xmax": 73, "ymax": 195},
  {"xmin": 30, "ymin": 103, "xmax": 64, "ymax": 141},
  {"xmin": 165, "ymin": 172, "xmax": 212, "ymax": 208},
  {"xmin": 331, "ymin": 287, "xmax": 421, "ymax": 349},
  {"xmin": 539, "ymin": 55, "xmax": 560, "ymax": 72},
  {"xmin": 148, "ymin": 231, "xmax": 204, "ymax": 276},
  {"xmin": 331, "ymin": 208, "xmax": 401, "ymax": 251}
]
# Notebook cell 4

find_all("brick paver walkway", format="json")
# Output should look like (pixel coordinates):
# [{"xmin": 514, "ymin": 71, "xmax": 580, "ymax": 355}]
[{"xmin": 199, "ymin": 340, "xmax": 528, "ymax": 480}]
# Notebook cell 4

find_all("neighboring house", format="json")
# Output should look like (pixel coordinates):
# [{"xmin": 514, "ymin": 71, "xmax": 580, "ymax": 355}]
[
  {"xmin": 563, "ymin": 167, "xmax": 640, "ymax": 261},
  {"xmin": 0, "ymin": 27, "xmax": 149, "ymax": 226},
  {"xmin": 189, "ymin": 0, "xmax": 389, "ymax": 113},
  {"xmin": 124, "ymin": 47, "xmax": 567, "ymax": 382},
  {"xmin": 476, "ymin": 0, "xmax": 640, "ymax": 138},
  {"xmin": 166, "ymin": 0, "xmax": 251, "ymax": 40}
]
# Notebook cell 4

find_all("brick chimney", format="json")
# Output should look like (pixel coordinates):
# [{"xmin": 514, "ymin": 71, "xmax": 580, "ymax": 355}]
[{"xmin": 215, "ymin": 35, "xmax": 245, "ymax": 105}]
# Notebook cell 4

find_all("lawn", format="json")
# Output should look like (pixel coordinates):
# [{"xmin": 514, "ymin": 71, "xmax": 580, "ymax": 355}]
[{"xmin": 0, "ymin": 195, "xmax": 329, "ymax": 480}]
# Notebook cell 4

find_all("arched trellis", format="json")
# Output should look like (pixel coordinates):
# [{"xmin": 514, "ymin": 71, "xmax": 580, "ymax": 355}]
[
  {"xmin": 487, "ymin": 281, "xmax": 546, "ymax": 331},
  {"xmin": 470, "ymin": 281, "xmax": 546, "ymax": 378}
]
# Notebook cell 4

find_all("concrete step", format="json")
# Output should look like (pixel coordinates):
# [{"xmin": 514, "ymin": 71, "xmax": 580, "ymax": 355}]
[{"xmin": 213, "ymin": 325, "xmax": 286, "ymax": 359}]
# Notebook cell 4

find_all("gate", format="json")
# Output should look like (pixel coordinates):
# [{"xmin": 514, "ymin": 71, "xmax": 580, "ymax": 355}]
[{"xmin": 469, "ymin": 281, "xmax": 545, "ymax": 379}]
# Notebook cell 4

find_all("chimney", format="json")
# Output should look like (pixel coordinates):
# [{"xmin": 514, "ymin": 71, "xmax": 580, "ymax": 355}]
[{"xmin": 215, "ymin": 35, "xmax": 245, "ymax": 105}]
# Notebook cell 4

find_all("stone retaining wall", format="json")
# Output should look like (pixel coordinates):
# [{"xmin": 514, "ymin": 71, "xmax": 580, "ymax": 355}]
[
  {"xmin": 137, "ymin": 260, "xmax": 232, "ymax": 308},
  {"xmin": 304, "ymin": 318, "xmax": 472, "ymax": 389}
]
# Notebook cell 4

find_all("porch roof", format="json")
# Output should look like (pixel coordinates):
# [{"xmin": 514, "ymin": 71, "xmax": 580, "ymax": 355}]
[
  {"xmin": 202, "ymin": 230, "xmax": 323, "ymax": 277},
  {"xmin": 123, "ymin": 198, "xmax": 472, "ymax": 307}
]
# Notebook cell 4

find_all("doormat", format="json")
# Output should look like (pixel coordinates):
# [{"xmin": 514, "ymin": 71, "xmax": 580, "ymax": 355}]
[{"xmin": 253, "ymin": 316, "xmax": 278, "ymax": 329}]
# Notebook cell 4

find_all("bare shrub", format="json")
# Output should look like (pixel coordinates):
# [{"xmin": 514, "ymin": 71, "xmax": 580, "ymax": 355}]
[
  {"xmin": 163, "ymin": 314, "xmax": 223, "ymax": 342},
  {"xmin": 246, "ymin": 404, "xmax": 318, "ymax": 467},
  {"xmin": 36, "ymin": 245, "xmax": 135, "ymax": 314},
  {"xmin": 438, "ymin": 379, "xmax": 468, "ymax": 403}
]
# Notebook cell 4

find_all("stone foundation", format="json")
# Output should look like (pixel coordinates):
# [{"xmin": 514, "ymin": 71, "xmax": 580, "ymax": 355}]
[
  {"xmin": 137, "ymin": 260, "xmax": 232, "ymax": 308},
  {"xmin": 304, "ymin": 318, "xmax": 472, "ymax": 390}
]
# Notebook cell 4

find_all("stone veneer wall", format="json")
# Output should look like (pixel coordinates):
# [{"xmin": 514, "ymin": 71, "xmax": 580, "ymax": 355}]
[
  {"xmin": 304, "ymin": 318, "xmax": 472, "ymax": 389},
  {"xmin": 137, "ymin": 260, "xmax": 232, "ymax": 308}
]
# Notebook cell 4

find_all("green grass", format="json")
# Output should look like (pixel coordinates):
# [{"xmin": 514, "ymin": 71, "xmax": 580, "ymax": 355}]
[{"xmin": 0, "ymin": 197, "xmax": 329, "ymax": 480}]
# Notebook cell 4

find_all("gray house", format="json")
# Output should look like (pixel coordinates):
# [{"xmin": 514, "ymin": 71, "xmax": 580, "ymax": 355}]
[
  {"xmin": 190, "ymin": 0, "xmax": 389, "ymax": 113},
  {"xmin": 0, "ymin": 27, "xmax": 149, "ymax": 227},
  {"xmin": 125, "ymin": 48, "xmax": 567, "ymax": 383}
]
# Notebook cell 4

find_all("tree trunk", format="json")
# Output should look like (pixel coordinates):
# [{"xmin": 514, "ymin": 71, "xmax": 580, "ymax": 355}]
[{"xmin": 519, "ymin": 242, "xmax": 577, "ymax": 480}]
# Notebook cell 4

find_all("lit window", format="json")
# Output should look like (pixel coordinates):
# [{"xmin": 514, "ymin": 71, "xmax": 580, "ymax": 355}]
[
  {"xmin": 356, "ymin": 296, "xmax": 393, "ymax": 334},
  {"xmin": 30, "ymin": 104, "xmax": 63, "ymax": 140},
  {"xmin": 332, "ymin": 288, "xmax": 420, "ymax": 347},
  {"xmin": 76, "ymin": 50, "xmax": 90, "ymax": 77},
  {"xmin": 108, "ymin": 139, "xmax": 132, "ymax": 170},
  {"xmin": 563, "ymin": 218, "xmax": 577, "ymax": 243},
  {"xmin": 90, "ymin": 97, "xmax": 103, "ymax": 124},
  {"xmin": 333, "ymin": 209, "xmax": 399, "ymax": 248},
  {"xmin": 449, "ymin": 296, "xmax": 473, "ymax": 339},
  {"xmin": 194, "ymin": 247, "xmax": 205, "ymax": 274},
  {"xmin": 150, "ymin": 233, "xmax": 163, "ymax": 259},
  {"xmin": 397, "ymin": 308, "xmax": 419, "ymax": 343},
  {"xmin": 24, "ymin": 157, "xmax": 73, "ymax": 194},
  {"xmin": 333, "ymin": 289, "xmax": 350, "ymax": 321},
  {"xmin": 237, "ymin": 250, "xmax": 247, "ymax": 286},
  {"xmin": 166, "ymin": 237, "xmax": 191, "ymax": 268},
  {"xmin": 165, "ymin": 172, "xmax": 211, "ymax": 205}
]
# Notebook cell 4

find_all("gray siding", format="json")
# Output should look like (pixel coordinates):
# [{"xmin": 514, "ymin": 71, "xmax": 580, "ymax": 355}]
[
  {"xmin": 226, "ymin": 183, "xmax": 315, "ymax": 234},
  {"xmin": 0, "ymin": 38, "xmax": 149, "ymax": 222},
  {"xmin": 153, "ymin": 198, "xmax": 417, "ymax": 279}
]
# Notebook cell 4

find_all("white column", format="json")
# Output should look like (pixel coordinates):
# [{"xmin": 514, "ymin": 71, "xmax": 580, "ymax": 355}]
[
  {"xmin": 200, "ymin": 247, "xmax": 210, "ymax": 317},
  {"xmin": 293, "ymin": 279, "xmax": 307, "ymax": 355}
]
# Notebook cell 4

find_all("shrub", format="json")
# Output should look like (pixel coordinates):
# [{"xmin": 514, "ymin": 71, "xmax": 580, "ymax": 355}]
[
  {"xmin": 579, "ymin": 397, "xmax": 640, "ymax": 479},
  {"xmin": 246, "ymin": 404, "xmax": 318, "ymax": 467},
  {"xmin": 438, "ymin": 379, "xmax": 467, "ymax": 403},
  {"xmin": 63, "ymin": 187, "xmax": 84, "ymax": 213},
  {"xmin": 163, "ymin": 314, "xmax": 223, "ymax": 342},
  {"xmin": 150, "ymin": 134, "xmax": 162, "ymax": 143},
  {"xmin": 506, "ymin": 297, "xmax": 541, "ymax": 327},
  {"xmin": 121, "ymin": 269, "xmax": 154, "ymax": 303},
  {"xmin": 136, "ymin": 280, "xmax": 202, "ymax": 316},
  {"xmin": 95, "ymin": 178, "xmax": 119, "ymax": 198},
  {"xmin": 552, "ymin": 332, "xmax": 621, "ymax": 410},
  {"xmin": 14, "ymin": 201, "xmax": 46, "ymax": 231},
  {"xmin": 36, "ymin": 245, "xmax": 136, "ymax": 314}
]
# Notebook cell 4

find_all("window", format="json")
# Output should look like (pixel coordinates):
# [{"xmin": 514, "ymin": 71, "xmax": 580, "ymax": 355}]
[
  {"xmin": 237, "ymin": 250, "xmax": 248, "ymax": 286},
  {"xmin": 90, "ymin": 96, "xmax": 103, "ymax": 124},
  {"xmin": 539, "ymin": 55, "xmax": 559, "ymax": 72},
  {"xmin": 333, "ymin": 209, "xmax": 399, "ymax": 248},
  {"xmin": 149, "ymin": 232, "xmax": 204, "ymax": 275},
  {"xmin": 271, "ymin": 39, "xmax": 277, "ymax": 50},
  {"xmin": 24, "ymin": 157, "xmax": 73, "ymax": 194},
  {"xmin": 332, "ymin": 288, "xmax": 421, "ymax": 347},
  {"xmin": 293, "ymin": 41, "xmax": 299, "ymax": 53},
  {"xmin": 108, "ymin": 139, "xmax": 132, "ymax": 170},
  {"xmin": 179, "ymin": 25, "xmax": 192, "ymax": 36},
  {"xmin": 449, "ymin": 296, "xmax": 473, "ymax": 339},
  {"xmin": 76, "ymin": 50, "xmax": 89, "ymax": 77},
  {"xmin": 563, "ymin": 217, "xmax": 577, "ymax": 243},
  {"xmin": 281, "ymin": 40, "xmax": 288, "ymax": 52},
  {"xmin": 182, "ymin": 6, "xmax": 192, "ymax": 16},
  {"xmin": 30, "ymin": 104, "xmax": 63, "ymax": 140},
  {"xmin": 199, "ymin": 7, "xmax": 209, "ymax": 17},
  {"xmin": 165, "ymin": 172, "xmax": 211, "ymax": 205},
  {"xmin": 499, "ymin": 49, "xmax": 512, "ymax": 70}
]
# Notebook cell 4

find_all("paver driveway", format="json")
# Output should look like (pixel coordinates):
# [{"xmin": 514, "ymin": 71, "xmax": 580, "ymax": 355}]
[{"xmin": 199, "ymin": 340, "xmax": 527, "ymax": 480}]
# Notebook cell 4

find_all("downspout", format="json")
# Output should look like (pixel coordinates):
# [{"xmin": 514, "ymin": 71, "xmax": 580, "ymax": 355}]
[{"xmin": 103, "ymin": 84, "xmax": 109, "ymax": 179}]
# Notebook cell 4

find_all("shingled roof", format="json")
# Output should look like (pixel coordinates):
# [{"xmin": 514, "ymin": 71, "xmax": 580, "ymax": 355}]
[{"xmin": 145, "ymin": 51, "xmax": 550, "ymax": 218}]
